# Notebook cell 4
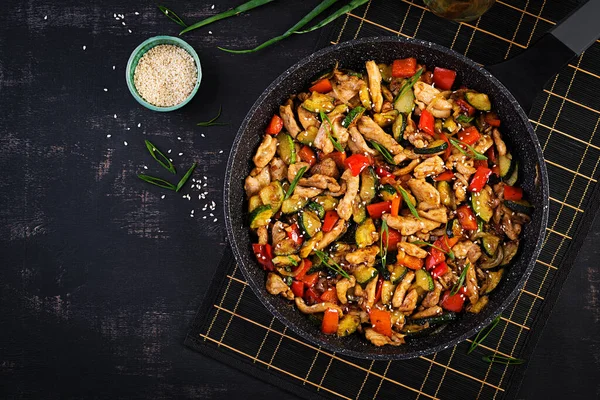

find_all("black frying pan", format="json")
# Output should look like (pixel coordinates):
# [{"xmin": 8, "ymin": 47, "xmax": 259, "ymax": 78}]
[{"xmin": 224, "ymin": 1, "xmax": 600, "ymax": 360}]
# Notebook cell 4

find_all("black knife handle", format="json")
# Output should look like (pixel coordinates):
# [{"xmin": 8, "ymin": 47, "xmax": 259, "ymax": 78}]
[{"xmin": 487, "ymin": 0, "xmax": 600, "ymax": 113}]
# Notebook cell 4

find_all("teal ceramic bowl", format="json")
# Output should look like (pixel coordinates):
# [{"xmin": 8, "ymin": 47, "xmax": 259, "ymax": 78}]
[{"xmin": 126, "ymin": 36, "xmax": 202, "ymax": 112}]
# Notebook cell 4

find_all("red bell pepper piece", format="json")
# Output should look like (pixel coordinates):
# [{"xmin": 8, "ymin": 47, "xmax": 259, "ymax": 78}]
[
  {"xmin": 374, "ymin": 277, "xmax": 384, "ymax": 304},
  {"xmin": 473, "ymin": 159, "xmax": 488, "ymax": 169},
  {"xmin": 486, "ymin": 145, "xmax": 497, "ymax": 164},
  {"xmin": 431, "ymin": 261, "xmax": 449, "ymax": 279},
  {"xmin": 367, "ymin": 201, "xmax": 392, "ymax": 219},
  {"xmin": 322, "ymin": 210, "xmax": 340, "ymax": 233},
  {"xmin": 457, "ymin": 126, "xmax": 481, "ymax": 146},
  {"xmin": 456, "ymin": 204, "xmax": 478, "ymax": 230},
  {"xmin": 286, "ymin": 223, "xmax": 304, "ymax": 245},
  {"xmin": 374, "ymin": 165, "xmax": 393, "ymax": 179},
  {"xmin": 298, "ymin": 145, "xmax": 317, "ymax": 167},
  {"xmin": 456, "ymin": 98, "xmax": 476, "ymax": 117},
  {"xmin": 324, "ymin": 151, "xmax": 347, "ymax": 170},
  {"xmin": 294, "ymin": 259, "xmax": 312, "ymax": 281},
  {"xmin": 439, "ymin": 235, "xmax": 460, "ymax": 253},
  {"xmin": 504, "ymin": 185, "xmax": 524, "ymax": 201},
  {"xmin": 434, "ymin": 170, "xmax": 455, "ymax": 181},
  {"xmin": 380, "ymin": 175, "xmax": 397, "ymax": 186},
  {"xmin": 418, "ymin": 109, "xmax": 435, "ymax": 136},
  {"xmin": 391, "ymin": 57, "xmax": 417, "ymax": 78},
  {"xmin": 432, "ymin": 67, "xmax": 457, "ymax": 90},
  {"xmin": 304, "ymin": 287, "xmax": 320, "ymax": 305},
  {"xmin": 484, "ymin": 111, "xmax": 501, "ymax": 127},
  {"xmin": 397, "ymin": 251, "xmax": 424, "ymax": 270},
  {"xmin": 252, "ymin": 243, "xmax": 274, "ymax": 271},
  {"xmin": 468, "ymin": 166, "xmax": 492, "ymax": 192},
  {"xmin": 310, "ymin": 78, "xmax": 333, "ymax": 94},
  {"xmin": 302, "ymin": 273, "xmax": 319, "ymax": 288},
  {"xmin": 321, "ymin": 308, "xmax": 339, "ymax": 335},
  {"xmin": 320, "ymin": 287, "xmax": 338, "ymax": 304},
  {"xmin": 369, "ymin": 308, "xmax": 393, "ymax": 337},
  {"xmin": 391, "ymin": 195, "xmax": 401, "ymax": 217},
  {"xmin": 439, "ymin": 132, "xmax": 452, "ymax": 160},
  {"xmin": 265, "ymin": 114, "xmax": 283, "ymax": 135},
  {"xmin": 440, "ymin": 290, "xmax": 467, "ymax": 312},
  {"xmin": 344, "ymin": 154, "xmax": 372, "ymax": 176},
  {"xmin": 381, "ymin": 228, "xmax": 402, "ymax": 251},
  {"xmin": 291, "ymin": 280, "xmax": 304, "ymax": 298},
  {"xmin": 425, "ymin": 246, "xmax": 446, "ymax": 271}
]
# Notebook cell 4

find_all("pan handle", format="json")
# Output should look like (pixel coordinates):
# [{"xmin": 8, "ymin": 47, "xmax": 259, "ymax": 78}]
[{"xmin": 486, "ymin": 0, "xmax": 600, "ymax": 113}]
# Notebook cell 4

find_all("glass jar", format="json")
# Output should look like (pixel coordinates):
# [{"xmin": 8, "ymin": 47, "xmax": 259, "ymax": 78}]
[{"xmin": 423, "ymin": 0, "xmax": 496, "ymax": 22}]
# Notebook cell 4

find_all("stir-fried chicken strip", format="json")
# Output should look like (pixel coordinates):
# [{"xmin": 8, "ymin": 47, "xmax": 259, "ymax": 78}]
[{"xmin": 245, "ymin": 60, "xmax": 531, "ymax": 346}]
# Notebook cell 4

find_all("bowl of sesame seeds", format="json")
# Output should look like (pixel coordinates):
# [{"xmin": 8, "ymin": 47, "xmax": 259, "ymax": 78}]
[{"xmin": 126, "ymin": 36, "xmax": 201, "ymax": 112}]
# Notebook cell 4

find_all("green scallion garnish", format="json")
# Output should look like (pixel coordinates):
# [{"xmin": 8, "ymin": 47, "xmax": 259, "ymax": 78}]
[
  {"xmin": 285, "ymin": 166, "xmax": 308, "ymax": 200},
  {"xmin": 450, "ymin": 263, "xmax": 470, "ymax": 296},
  {"xmin": 138, "ymin": 174, "xmax": 177, "ymax": 191},
  {"xmin": 397, "ymin": 186, "xmax": 420, "ymax": 220},
  {"xmin": 176, "ymin": 162, "xmax": 197, "ymax": 192},
  {"xmin": 468, "ymin": 315, "xmax": 501, "ymax": 354},
  {"xmin": 197, "ymin": 106, "xmax": 227, "ymax": 127},
  {"xmin": 482, "ymin": 354, "xmax": 525, "ymax": 365},
  {"xmin": 369, "ymin": 141, "xmax": 396, "ymax": 165},
  {"xmin": 145, "ymin": 140, "xmax": 176, "ymax": 174},
  {"xmin": 314, "ymin": 250, "xmax": 351, "ymax": 279}
]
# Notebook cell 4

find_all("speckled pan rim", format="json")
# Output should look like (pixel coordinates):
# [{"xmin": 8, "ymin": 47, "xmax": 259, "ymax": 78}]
[
  {"xmin": 125, "ymin": 35, "xmax": 202, "ymax": 112},
  {"xmin": 224, "ymin": 36, "xmax": 549, "ymax": 360}
]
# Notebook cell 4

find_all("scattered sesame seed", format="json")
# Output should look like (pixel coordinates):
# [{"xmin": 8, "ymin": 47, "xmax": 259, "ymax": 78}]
[
  {"xmin": 208, "ymin": 31, "xmax": 212, "ymax": 35},
  {"xmin": 124, "ymin": 141, "xmax": 128, "ymax": 146},
  {"xmin": 143, "ymin": 166, "xmax": 148, "ymax": 170},
  {"xmin": 211, "ymin": 5, "xmax": 215, "ymax": 9},
  {"xmin": 191, "ymin": 210, "xmax": 195, "ymax": 214},
  {"xmin": 190, "ymin": 214, "xmax": 195, "ymax": 218},
  {"xmin": 104, "ymin": 88, "xmax": 108, "ymax": 92},
  {"xmin": 214, "ymin": 218, "xmax": 218, "ymax": 222},
  {"xmin": 167, "ymin": 149, "xmax": 172, "ymax": 153},
  {"xmin": 135, "ymin": 12, "xmax": 139, "ymax": 15},
  {"xmin": 178, "ymin": 152, "xmax": 183, "ymax": 156},
  {"xmin": 44, "ymin": 15, "xmax": 47, "ymax": 20},
  {"xmin": 112, "ymin": 66, "xmax": 115, "ymax": 70},
  {"xmin": 113, "ymin": 13, "xmax": 116, "ymax": 18},
  {"xmin": 161, "ymin": 195, "xmax": 166, "ymax": 199},
  {"xmin": 128, "ymin": 29, "xmax": 132, "ymax": 34},
  {"xmin": 122, "ymin": 21, "xmax": 126, "ymax": 26},
  {"xmin": 169, "ymin": 158, "xmax": 173, "ymax": 162},
  {"xmin": 219, "ymin": 150, "xmax": 223, "ymax": 154},
  {"xmin": 138, "ymin": 123, "xmax": 141, "ymax": 128},
  {"xmin": 201, "ymin": 133, "xmax": 205, "ymax": 137},
  {"xmin": 106, "ymin": 134, "xmax": 111, "ymax": 138},
  {"xmin": 177, "ymin": 136, "xmax": 181, "ymax": 140},
  {"xmin": 126, "ymin": 127, "xmax": 130, "ymax": 130},
  {"xmin": 113, "ymin": 114, "xmax": 117, "ymax": 118},
  {"xmin": 83, "ymin": 45, "xmax": 86, "ymax": 50},
  {"xmin": 182, "ymin": 195, "xmax": 187, "ymax": 198},
  {"xmin": 203, "ymin": 216, "xmax": 207, "ymax": 219},
  {"xmin": 209, "ymin": 213, "xmax": 214, "ymax": 217}
]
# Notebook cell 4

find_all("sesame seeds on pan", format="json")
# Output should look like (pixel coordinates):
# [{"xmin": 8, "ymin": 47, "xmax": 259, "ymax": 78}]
[{"xmin": 133, "ymin": 44, "xmax": 197, "ymax": 108}]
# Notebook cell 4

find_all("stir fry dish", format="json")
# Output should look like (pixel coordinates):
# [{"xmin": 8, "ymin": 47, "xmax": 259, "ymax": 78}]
[{"xmin": 245, "ymin": 58, "xmax": 532, "ymax": 347}]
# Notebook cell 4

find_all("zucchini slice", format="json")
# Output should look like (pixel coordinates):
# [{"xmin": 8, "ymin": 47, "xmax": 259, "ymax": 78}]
[
  {"xmin": 296, "ymin": 126, "xmax": 319, "ymax": 145},
  {"xmin": 276, "ymin": 132, "xmax": 296, "ymax": 165},
  {"xmin": 381, "ymin": 280, "xmax": 397, "ymax": 305},
  {"xmin": 327, "ymin": 104, "xmax": 349, "ymax": 119},
  {"xmin": 299, "ymin": 210, "xmax": 322, "ymax": 238},
  {"xmin": 249, "ymin": 205, "xmax": 273, "ymax": 229},
  {"xmin": 480, "ymin": 233, "xmax": 501, "ymax": 257},
  {"xmin": 281, "ymin": 195, "xmax": 308, "ymax": 214},
  {"xmin": 360, "ymin": 167, "xmax": 378, "ymax": 203},
  {"xmin": 437, "ymin": 181, "xmax": 455, "ymax": 209},
  {"xmin": 410, "ymin": 312, "xmax": 457, "ymax": 324},
  {"xmin": 443, "ymin": 117, "xmax": 458, "ymax": 133},
  {"xmin": 484, "ymin": 268, "xmax": 504, "ymax": 294},
  {"xmin": 337, "ymin": 314, "xmax": 361, "ymax": 337},
  {"xmin": 414, "ymin": 139, "xmax": 449, "ymax": 155},
  {"xmin": 307, "ymin": 201, "xmax": 325, "ymax": 219},
  {"xmin": 394, "ymin": 88, "xmax": 415, "ymax": 114},
  {"xmin": 352, "ymin": 198, "xmax": 368, "ymax": 224},
  {"xmin": 379, "ymin": 184, "xmax": 397, "ymax": 201},
  {"xmin": 392, "ymin": 113, "xmax": 407, "ymax": 142},
  {"xmin": 359, "ymin": 83, "xmax": 371, "ymax": 110},
  {"xmin": 415, "ymin": 269, "xmax": 434, "ymax": 291},
  {"xmin": 373, "ymin": 110, "xmax": 399, "ymax": 128},
  {"xmin": 301, "ymin": 91, "xmax": 335, "ymax": 113},
  {"xmin": 504, "ymin": 161, "xmax": 519, "ymax": 186},
  {"xmin": 314, "ymin": 195, "xmax": 339, "ymax": 211},
  {"xmin": 390, "ymin": 264, "xmax": 408, "ymax": 284},
  {"xmin": 353, "ymin": 265, "xmax": 378, "ymax": 284},
  {"xmin": 355, "ymin": 218, "xmax": 377, "ymax": 248},
  {"xmin": 446, "ymin": 219, "xmax": 462, "ymax": 238},
  {"xmin": 471, "ymin": 185, "xmax": 493, "ymax": 222},
  {"xmin": 500, "ymin": 241, "xmax": 519, "ymax": 266},
  {"xmin": 259, "ymin": 181, "xmax": 285, "ymax": 213},
  {"xmin": 342, "ymin": 106, "xmax": 366, "ymax": 128},
  {"xmin": 248, "ymin": 195, "xmax": 263, "ymax": 213},
  {"xmin": 465, "ymin": 92, "xmax": 492, "ymax": 111},
  {"xmin": 505, "ymin": 199, "xmax": 533, "ymax": 215},
  {"xmin": 498, "ymin": 153, "xmax": 515, "ymax": 178}
]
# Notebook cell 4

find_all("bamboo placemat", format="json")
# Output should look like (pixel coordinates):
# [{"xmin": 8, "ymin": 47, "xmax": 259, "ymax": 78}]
[{"xmin": 185, "ymin": 1, "xmax": 600, "ymax": 398}]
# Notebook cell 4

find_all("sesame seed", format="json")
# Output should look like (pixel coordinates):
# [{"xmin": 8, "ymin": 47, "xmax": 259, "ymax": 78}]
[
  {"xmin": 113, "ymin": 13, "xmax": 116, "ymax": 18},
  {"xmin": 219, "ymin": 150, "xmax": 223, "ymax": 154},
  {"xmin": 135, "ymin": 12, "xmax": 139, "ymax": 15},
  {"xmin": 203, "ymin": 216, "xmax": 207, "ymax": 219},
  {"xmin": 137, "ymin": 123, "xmax": 141, "ymax": 128},
  {"xmin": 208, "ymin": 31, "xmax": 212, "ymax": 35},
  {"xmin": 121, "ymin": 21, "xmax": 126, "ymax": 26},
  {"xmin": 214, "ymin": 218, "xmax": 218, "ymax": 222},
  {"xmin": 178, "ymin": 152, "xmax": 183, "ymax": 156},
  {"xmin": 112, "ymin": 66, "xmax": 115, "ymax": 70},
  {"xmin": 177, "ymin": 136, "xmax": 181, "ymax": 140},
  {"xmin": 124, "ymin": 141, "xmax": 128, "ymax": 146},
  {"xmin": 201, "ymin": 133, "xmax": 205, "ymax": 138},
  {"xmin": 103, "ymin": 88, "xmax": 108, "ymax": 92},
  {"xmin": 143, "ymin": 166, "xmax": 148, "ymax": 170},
  {"xmin": 113, "ymin": 114, "xmax": 117, "ymax": 118},
  {"xmin": 106, "ymin": 134, "xmax": 111, "ymax": 138},
  {"xmin": 128, "ymin": 29, "xmax": 132, "ymax": 34},
  {"xmin": 190, "ymin": 214, "xmax": 195, "ymax": 218},
  {"xmin": 44, "ymin": 15, "xmax": 47, "ymax": 20},
  {"xmin": 167, "ymin": 149, "xmax": 172, "ymax": 153},
  {"xmin": 82, "ymin": 45, "xmax": 86, "ymax": 50},
  {"xmin": 211, "ymin": 5, "xmax": 215, "ymax": 9},
  {"xmin": 126, "ymin": 127, "xmax": 130, "ymax": 130},
  {"xmin": 169, "ymin": 158, "xmax": 173, "ymax": 162}
]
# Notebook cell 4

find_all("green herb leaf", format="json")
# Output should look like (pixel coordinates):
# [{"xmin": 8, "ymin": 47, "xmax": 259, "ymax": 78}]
[
  {"xmin": 285, "ymin": 166, "xmax": 308, "ymax": 200},
  {"xmin": 482, "ymin": 354, "xmax": 525, "ymax": 365},
  {"xmin": 175, "ymin": 162, "xmax": 197, "ymax": 192},
  {"xmin": 319, "ymin": 110, "xmax": 345, "ymax": 152},
  {"xmin": 449, "ymin": 138, "xmax": 488, "ymax": 161},
  {"xmin": 380, "ymin": 219, "xmax": 389, "ymax": 269},
  {"xmin": 138, "ymin": 174, "xmax": 177, "ymax": 191},
  {"xmin": 145, "ymin": 140, "xmax": 176, "ymax": 174},
  {"xmin": 196, "ymin": 105, "xmax": 227, "ymax": 127},
  {"xmin": 450, "ymin": 263, "xmax": 470, "ymax": 296},
  {"xmin": 314, "ymin": 250, "xmax": 351, "ymax": 279},
  {"xmin": 158, "ymin": 5, "xmax": 188, "ymax": 27},
  {"xmin": 180, "ymin": 0, "xmax": 276, "ymax": 35},
  {"xmin": 294, "ymin": 0, "xmax": 369, "ymax": 34},
  {"xmin": 369, "ymin": 141, "xmax": 396, "ymax": 165},
  {"xmin": 397, "ymin": 186, "xmax": 420, "ymax": 220},
  {"xmin": 394, "ymin": 68, "xmax": 424, "ymax": 103},
  {"xmin": 468, "ymin": 315, "xmax": 501, "ymax": 354},
  {"xmin": 287, "ymin": 256, "xmax": 299, "ymax": 267},
  {"xmin": 218, "ymin": 0, "xmax": 338, "ymax": 53},
  {"xmin": 456, "ymin": 114, "xmax": 474, "ymax": 124}
]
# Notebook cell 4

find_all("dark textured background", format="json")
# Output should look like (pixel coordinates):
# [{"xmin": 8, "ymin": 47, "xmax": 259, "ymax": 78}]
[{"xmin": 0, "ymin": 0, "xmax": 598, "ymax": 398}]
